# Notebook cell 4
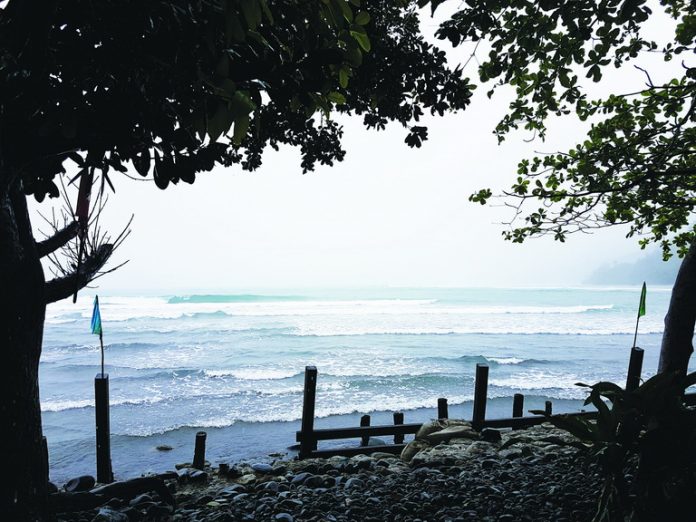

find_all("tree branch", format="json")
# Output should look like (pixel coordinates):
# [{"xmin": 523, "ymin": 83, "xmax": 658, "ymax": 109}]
[
  {"xmin": 44, "ymin": 243, "xmax": 113, "ymax": 304},
  {"xmin": 35, "ymin": 221, "xmax": 78, "ymax": 258}
]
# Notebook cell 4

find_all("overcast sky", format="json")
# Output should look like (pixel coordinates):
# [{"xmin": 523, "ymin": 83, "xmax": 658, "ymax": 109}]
[{"xmin": 30, "ymin": 3, "xmax": 681, "ymax": 294}]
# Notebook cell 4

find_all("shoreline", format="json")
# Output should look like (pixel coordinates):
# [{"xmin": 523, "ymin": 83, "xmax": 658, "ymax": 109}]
[
  {"xmin": 47, "ymin": 398, "xmax": 588, "ymax": 485},
  {"xmin": 54, "ymin": 420, "xmax": 601, "ymax": 522}
]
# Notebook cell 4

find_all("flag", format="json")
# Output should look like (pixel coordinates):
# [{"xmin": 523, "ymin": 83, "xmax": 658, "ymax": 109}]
[
  {"xmin": 638, "ymin": 282, "xmax": 647, "ymax": 317},
  {"xmin": 91, "ymin": 296, "xmax": 102, "ymax": 336}
]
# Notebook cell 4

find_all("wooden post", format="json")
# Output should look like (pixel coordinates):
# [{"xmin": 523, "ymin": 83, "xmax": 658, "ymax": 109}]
[
  {"xmin": 437, "ymin": 398, "xmax": 449, "ymax": 420},
  {"xmin": 41, "ymin": 436, "xmax": 49, "ymax": 487},
  {"xmin": 626, "ymin": 346, "xmax": 644, "ymax": 391},
  {"xmin": 193, "ymin": 431, "xmax": 207, "ymax": 469},
  {"xmin": 512, "ymin": 393, "xmax": 524, "ymax": 418},
  {"xmin": 360, "ymin": 415, "xmax": 370, "ymax": 446},
  {"xmin": 94, "ymin": 373, "xmax": 113, "ymax": 483},
  {"xmin": 393, "ymin": 412, "xmax": 404, "ymax": 444},
  {"xmin": 299, "ymin": 366, "xmax": 318, "ymax": 458},
  {"xmin": 545, "ymin": 401, "xmax": 553, "ymax": 416},
  {"xmin": 472, "ymin": 363, "xmax": 489, "ymax": 428}
]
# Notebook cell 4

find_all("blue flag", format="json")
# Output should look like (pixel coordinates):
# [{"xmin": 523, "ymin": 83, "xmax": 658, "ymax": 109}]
[{"xmin": 91, "ymin": 296, "xmax": 102, "ymax": 336}]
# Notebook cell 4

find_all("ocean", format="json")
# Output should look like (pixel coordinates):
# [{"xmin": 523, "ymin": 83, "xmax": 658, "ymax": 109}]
[{"xmin": 41, "ymin": 286, "xmax": 685, "ymax": 484}]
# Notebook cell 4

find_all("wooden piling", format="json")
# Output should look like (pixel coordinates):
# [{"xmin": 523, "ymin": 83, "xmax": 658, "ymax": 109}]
[
  {"xmin": 299, "ymin": 366, "xmax": 318, "ymax": 458},
  {"xmin": 626, "ymin": 346, "xmax": 644, "ymax": 391},
  {"xmin": 437, "ymin": 398, "xmax": 449, "ymax": 420},
  {"xmin": 393, "ymin": 412, "xmax": 404, "ymax": 444},
  {"xmin": 512, "ymin": 393, "xmax": 524, "ymax": 418},
  {"xmin": 360, "ymin": 415, "xmax": 371, "ymax": 446},
  {"xmin": 545, "ymin": 401, "xmax": 553, "ymax": 416},
  {"xmin": 472, "ymin": 363, "xmax": 489, "ymax": 428},
  {"xmin": 41, "ymin": 436, "xmax": 49, "ymax": 487},
  {"xmin": 94, "ymin": 373, "xmax": 114, "ymax": 483},
  {"xmin": 193, "ymin": 431, "xmax": 207, "ymax": 469}
]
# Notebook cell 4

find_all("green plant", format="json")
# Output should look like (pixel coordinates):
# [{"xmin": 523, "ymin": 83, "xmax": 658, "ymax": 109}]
[{"xmin": 532, "ymin": 372, "xmax": 696, "ymax": 522}]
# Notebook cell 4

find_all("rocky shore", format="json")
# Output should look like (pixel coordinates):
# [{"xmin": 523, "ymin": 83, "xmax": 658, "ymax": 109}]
[{"xmin": 55, "ymin": 421, "xmax": 602, "ymax": 521}]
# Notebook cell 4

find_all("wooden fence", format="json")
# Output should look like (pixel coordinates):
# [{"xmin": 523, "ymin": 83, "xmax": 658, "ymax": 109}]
[{"xmin": 296, "ymin": 347, "xmax": 696, "ymax": 459}]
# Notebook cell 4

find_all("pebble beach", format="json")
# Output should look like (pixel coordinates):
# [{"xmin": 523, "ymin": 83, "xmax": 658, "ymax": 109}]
[{"xmin": 54, "ymin": 421, "xmax": 602, "ymax": 522}]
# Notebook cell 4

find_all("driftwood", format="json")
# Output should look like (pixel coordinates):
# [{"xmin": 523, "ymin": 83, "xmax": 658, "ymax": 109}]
[{"xmin": 49, "ymin": 477, "xmax": 175, "ymax": 513}]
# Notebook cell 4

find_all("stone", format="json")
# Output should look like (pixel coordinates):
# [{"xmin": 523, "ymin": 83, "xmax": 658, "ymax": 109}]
[
  {"xmin": 344, "ymin": 477, "xmax": 364, "ymax": 489},
  {"xmin": 400, "ymin": 440, "xmax": 430, "ymax": 463},
  {"xmin": 480, "ymin": 428, "xmax": 502, "ymax": 443},
  {"xmin": 92, "ymin": 507, "xmax": 129, "ymax": 522},
  {"xmin": 252, "ymin": 463, "xmax": 274, "ymax": 474},
  {"xmin": 156, "ymin": 444, "xmax": 173, "ymax": 451},
  {"xmin": 290, "ymin": 472, "xmax": 312, "ymax": 485},
  {"xmin": 415, "ymin": 420, "xmax": 446, "ymax": 440},
  {"xmin": 237, "ymin": 473, "xmax": 258, "ymax": 485},
  {"xmin": 304, "ymin": 475, "xmax": 325, "ymax": 488},
  {"xmin": 128, "ymin": 493, "xmax": 152, "ymax": 507},
  {"xmin": 425, "ymin": 426, "xmax": 477, "ymax": 444},
  {"xmin": 368, "ymin": 437, "xmax": 387, "ymax": 446},
  {"xmin": 189, "ymin": 470, "xmax": 208, "ymax": 483},
  {"xmin": 64, "ymin": 475, "xmax": 96, "ymax": 492},
  {"xmin": 275, "ymin": 514, "xmax": 294, "ymax": 522},
  {"xmin": 372, "ymin": 452, "xmax": 398, "ymax": 460}
]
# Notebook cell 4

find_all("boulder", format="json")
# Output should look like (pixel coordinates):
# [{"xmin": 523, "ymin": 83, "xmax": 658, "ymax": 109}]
[
  {"xmin": 400, "ymin": 440, "xmax": 430, "ymax": 463},
  {"xmin": 64, "ymin": 475, "xmax": 96, "ymax": 492},
  {"xmin": 424, "ymin": 425, "xmax": 477, "ymax": 444}
]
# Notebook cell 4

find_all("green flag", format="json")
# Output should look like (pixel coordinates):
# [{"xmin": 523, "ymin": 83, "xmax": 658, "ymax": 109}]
[
  {"xmin": 638, "ymin": 282, "xmax": 647, "ymax": 317},
  {"xmin": 91, "ymin": 296, "xmax": 102, "ymax": 336}
]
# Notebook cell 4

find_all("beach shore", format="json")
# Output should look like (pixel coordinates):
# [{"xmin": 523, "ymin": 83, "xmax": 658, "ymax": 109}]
[{"xmin": 53, "ymin": 422, "xmax": 601, "ymax": 522}]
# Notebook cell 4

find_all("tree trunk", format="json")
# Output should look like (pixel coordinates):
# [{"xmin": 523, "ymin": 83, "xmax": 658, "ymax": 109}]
[
  {"xmin": 658, "ymin": 240, "xmax": 696, "ymax": 374},
  {"xmin": 0, "ymin": 182, "xmax": 49, "ymax": 520}
]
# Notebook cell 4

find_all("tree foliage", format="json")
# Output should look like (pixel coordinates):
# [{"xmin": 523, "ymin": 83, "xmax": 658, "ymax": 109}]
[
  {"xmin": 431, "ymin": 0, "xmax": 696, "ymax": 258},
  {"xmin": 0, "ymin": 0, "xmax": 471, "ymax": 201}
]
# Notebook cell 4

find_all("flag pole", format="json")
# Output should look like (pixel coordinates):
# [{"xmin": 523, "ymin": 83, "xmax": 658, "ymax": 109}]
[
  {"xmin": 99, "ymin": 330, "xmax": 104, "ymax": 377},
  {"xmin": 632, "ymin": 312, "xmax": 640, "ymax": 348},
  {"xmin": 633, "ymin": 282, "xmax": 647, "ymax": 348}
]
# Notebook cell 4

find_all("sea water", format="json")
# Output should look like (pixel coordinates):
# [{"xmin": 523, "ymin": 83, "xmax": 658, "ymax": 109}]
[{"xmin": 41, "ymin": 287, "xmax": 685, "ymax": 483}]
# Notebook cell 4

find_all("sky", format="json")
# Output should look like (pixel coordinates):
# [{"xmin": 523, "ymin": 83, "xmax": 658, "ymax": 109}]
[{"xmin": 29, "ymin": 3, "xmax": 682, "ymax": 294}]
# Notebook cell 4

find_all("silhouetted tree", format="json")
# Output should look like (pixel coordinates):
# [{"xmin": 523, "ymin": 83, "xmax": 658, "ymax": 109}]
[
  {"xmin": 432, "ymin": 0, "xmax": 696, "ymax": 373},
  {"xmin": 0, "ymin": 0, "xmax": 471, "ymax": 518}
]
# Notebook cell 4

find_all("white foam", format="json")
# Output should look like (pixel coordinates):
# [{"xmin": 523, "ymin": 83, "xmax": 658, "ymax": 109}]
[
  {"xmin": 204, "ymin": 368, "xmax": 298, "ymax": 380},
  {"xmin": 489, "ymin": 357, "xmax": 525, "ymax": 365}
]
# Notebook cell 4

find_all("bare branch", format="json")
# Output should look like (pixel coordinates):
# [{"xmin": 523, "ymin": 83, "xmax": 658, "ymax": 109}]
[
  {"xmin": 44, "ymin": 244, "xmax": 113, "ymax": 304},
  {"xmin": 35, "ymin": 221, "xmax": 79, "ymax": 258}
]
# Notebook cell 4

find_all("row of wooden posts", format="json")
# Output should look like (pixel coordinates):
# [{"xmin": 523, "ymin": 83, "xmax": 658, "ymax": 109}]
[
  {"xmin": 294, "ymin": 347, "xmax": 649, "ymax": 459},
  {"xmin": 87, "ymin": 345, "xmax": 689, "ymax": 479}
]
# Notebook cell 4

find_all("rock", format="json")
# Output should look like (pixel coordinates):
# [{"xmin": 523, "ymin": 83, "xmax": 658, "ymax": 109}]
[
  {"xmin": 368, "ymin": 437, "xmax": 387, "ymax": 446},
  {"xmin": 344, "ymin": 478, "xmax": 364, "ymax": 489},
  {"xmin": 175, "ymin": 462, "xmax": 192, "ymax": 470},
  {"xmin": 237, "ymin": 473, "xmax": 257, "ymax": 485},
  {"xmin": 189, "ymin": 470, "xmax": 208, "ymax": 483},
  {"xmin": 47, "ymin": 482, "xmax": 58, "ymax": 494},
  {"xmin": 372, "ymin": 452, "xmax": 397, "ymax": 460},
  {"xmin": 128, "ymin": 493, "xmax": 152, "ymax": 506},
  {"xmin": 480, "ymin": 428, "xmax": 502, "ymax": 443},
  {"xmin": 304, "ymin": 475, "xmax": 325, "ymax": 488},
  {"xmin": 218, "ymin": 463, "xmax": 229, "ymax": 475},
  {"xmin": 251, "ymin": 463, "xmax": 274, "ymax": 474},
  {"xmin": 92, "ymin": 507, "xmax": 129, "ymax": 522},
  {"xmin": 64, "ymin": 475, "xmax": 96, "ymax": 492},
  {"xmin": 275, "ymin": 514, "xmax": 294, "ymax": 522},
  {"xmin": 425, "ymin": 426, "xmax": 478, "ymax": 444},
  {"xmin": 290, "ymin": 472, "xmax": 312, "ymax": 485},
  {"xmin": 400, "ymin": 440, "xmax": 430, "ymax": 463},
  {"xmin": 156, "ymin": 444, "xmax": 173, "ymax": 451},
  {"xmin": 415, "ymin": 420, "xmax": 446, "ymax": 440}
]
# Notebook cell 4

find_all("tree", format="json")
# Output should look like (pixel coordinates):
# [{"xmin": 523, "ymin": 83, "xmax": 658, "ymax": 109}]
[
  {"xmin": 0, "ymin": 0, "xmax": 471, "ymax": 518},
  {"xmin": 431, "ymin": 0, "xmax": 696, "ymax": 373}
]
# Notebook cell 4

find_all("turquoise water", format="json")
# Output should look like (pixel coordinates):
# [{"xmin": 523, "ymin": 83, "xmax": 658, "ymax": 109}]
[{"xmin": 41, "ymin": 287, "xmax": 685, "ymax": 482}]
